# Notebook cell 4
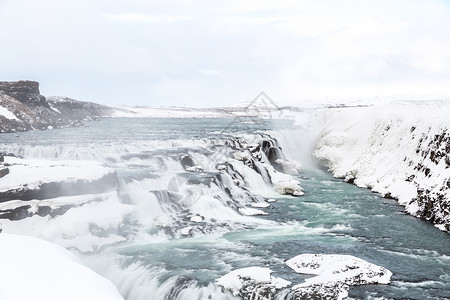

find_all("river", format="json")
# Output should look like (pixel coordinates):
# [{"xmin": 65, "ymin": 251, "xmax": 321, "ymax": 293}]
[{"xmin": 1, "ymin": 117, "xmax": 449, "ymax": 299}]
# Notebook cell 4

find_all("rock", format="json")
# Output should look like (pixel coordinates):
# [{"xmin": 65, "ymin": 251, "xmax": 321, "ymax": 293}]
[
  {"xmin": 0, "ymin": 167, "xmax": 9, "ymax": 178},
  {"xmin": 180, "ymin": 154, "xmax": 195, "ymax": 169},
  {"xmin": 0, "ymin": 80, "xmax": 49, "ymax": 107},
  {"xmin": 238, "ymin": 207, "xmax": 268, "ymax": 216},
  {"xmin": 286, "ymin": 254, "xmax": 392, "ymax": 300},
  {"xmin": 0, "ymin": 81, "xmax": 114, "ymax": 134},
  {"xmin": 216, "ymin": 267, "xmax": 291, "ymax": 298}
]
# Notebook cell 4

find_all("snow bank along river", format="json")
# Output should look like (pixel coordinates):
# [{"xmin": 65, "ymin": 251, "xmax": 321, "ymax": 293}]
[{"xmin": 1, "ymin": 108, "xmax": 449, "ymax": 299}]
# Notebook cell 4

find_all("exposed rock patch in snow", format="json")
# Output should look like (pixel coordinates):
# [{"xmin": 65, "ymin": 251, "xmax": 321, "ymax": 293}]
[
  {"xmin": 286, "ymin": 254, "xmax": 392, "ymax": 300},
  {"xmin": 313, "ymin": 101, "xmax": 450, "ymax": 233},
  {"xmin": 0, "ymin": 233, "xmax": 124, "ymax": 300},
  {"xmin": 216, "ymin": 267, "xmax": 291, "ymax": 298}
]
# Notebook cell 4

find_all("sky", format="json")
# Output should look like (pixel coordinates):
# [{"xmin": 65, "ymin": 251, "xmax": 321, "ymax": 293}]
[{"xmin": 1, "ymin": 0, "xmax": 450, "ymax": 107}]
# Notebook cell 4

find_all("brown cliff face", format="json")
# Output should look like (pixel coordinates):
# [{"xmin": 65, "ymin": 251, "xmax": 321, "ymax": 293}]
[
  {"xmin": 0, "ymin": 80, "xmax": 49, "ymax": 108},
  {"xmin": 0, "ymin": 80, "xmax": 115, "ymax": 133}
]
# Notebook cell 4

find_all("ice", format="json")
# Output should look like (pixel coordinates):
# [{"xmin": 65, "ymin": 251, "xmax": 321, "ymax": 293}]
[
  {"xmin": 286, "ymin": 254, "xmax": 392, "ymax": 299},
  {"xmin": 1, "ymin": 192, "xmax": 134, "ymax": 252},
  {"xmin": 251, "ymin": 202, "xmax": 270, "ymax": 208},
  {"xmin": 216, "ymin": 266, "xmax": 291, "ymax": 296},
  {"xmin": 238, "ymin": 206, "xmax": 268, "ymax": 216},
  {"xmin": 190, "ymin": 215, "xmax": 204, "ymax": 222},
  {"xmin": 313, "ymin": 101, "xmax": 450, "ymax": 232},
  {"xmin": 0, "ymin": 233, "xmax": 124, "ymax": 300},
  {"xmin": 0, "ymin": 156, "xmax": 116, "ymax": 191}
]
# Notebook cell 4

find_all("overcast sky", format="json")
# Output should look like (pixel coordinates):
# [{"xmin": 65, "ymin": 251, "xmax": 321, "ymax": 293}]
[{"xmin": 1, "ymin": 0, "xmax": 450, "ymax": 107}]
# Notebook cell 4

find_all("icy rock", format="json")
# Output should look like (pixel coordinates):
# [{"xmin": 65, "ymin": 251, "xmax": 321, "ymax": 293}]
[
  {"xmin": 239, "ymin": 207, "xmax": 268, "ymax": 216},
  {"xmin": 190, "ymin": 215, "xmax": 203, "ymax": 222},
  {"xmin": 185, "ymin": 165, "xmax": 204, "ymax": 172},
  {"xmin": 180, "ymin": 226, "xmax": 192, "ymax": 236},
  {"xmin": 267, "ymin": 166, "xmax": 304, "ymax": 196},
  {"xmin": 251, "ymin": 202, "xmax": 271, "ymax": 208},
  {"xmin": 0, "ymin": 167, "xmax": 9, "ymax": 178},
  {"xmin": 286, "ymin": 254, "xmax": 392, "ymax": 299},
  {"xmin": 216, "ymin": 267, "xmax": 291, "ymax": 298},
  {"xmin": 232, "ymin": 151, "xmax": 253, "ymax": 162},
  {"xmin": 275, "ymin": 159, "xmax": 300, "ymax": 175},
  {"xmin": 275, "ymin": 181, "xmax": 305, "ymax": 196}
]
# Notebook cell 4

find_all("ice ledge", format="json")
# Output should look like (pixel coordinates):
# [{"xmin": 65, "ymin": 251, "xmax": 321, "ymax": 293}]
[{"xmin": 0, "ymin": 156, "xmax": 118, "ymax": 203}]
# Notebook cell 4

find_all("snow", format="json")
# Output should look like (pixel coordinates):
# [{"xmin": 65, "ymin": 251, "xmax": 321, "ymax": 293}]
[
  {"xmin": 111, "ymin": 105, "xmax": 288, "ymax": 119},
  {"xmin": 266, "ymin": 165, "xmax": 304, "ymax": 196},
  {"xmin": 180, "ymin": 226, "xmax": 193, "ymax": 235},
  {"xmin": 1, "ymin": 192, "xmax": 134, "ymax": 253},
  {"xmin": 0, "ymin": 156, "xmax": 116, "ymax": 191},
  {"xmin": 286, "ymin": 254, "xmax": 392, "ymax": 299},
  {"xmin": 251, "ymin": 202, "xmax": 270, "ymax": 208},
  {"xmin": 216, "ymin": 266, "xmax": 291, "ymax": 296},
  {"xmin": 232, "ymin": 151, "xmax": 253, "ymax": 162},
  {"xmin": 0, "ymin": 233, "xmax": 124, "ymax": 300},
  {"xmin": 190, "ymin": 215, "xmax": 203, "ymax": 222},
  {"xmin": 313, "ymin": 101, "xmax": 450, "ymax": 232},
  {"xmin": 238, "ymin": 206, "xmax": 268, "ymax": 216},
  {"xmin": 112, "ymin": 105, "xmax": 235, "ymax": 118},
  {"xmin": 0, "ymin": 105, "xmax": 18, "ymax": 120}
]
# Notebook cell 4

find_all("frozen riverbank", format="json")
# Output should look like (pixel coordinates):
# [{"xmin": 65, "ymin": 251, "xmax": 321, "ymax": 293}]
[{"xmin": 314, "ymin": 100, "xmax": 450, "ymax": 233}]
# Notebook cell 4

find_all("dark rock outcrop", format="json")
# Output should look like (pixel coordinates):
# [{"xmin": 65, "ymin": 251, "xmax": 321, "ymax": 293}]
[
  {"xmin": 0, "ymin": 80, "xmax": 115, "ymax": 133},
  {"xmin": 0, "ymin": 80, "xmax": 49, "ymax": 107}
]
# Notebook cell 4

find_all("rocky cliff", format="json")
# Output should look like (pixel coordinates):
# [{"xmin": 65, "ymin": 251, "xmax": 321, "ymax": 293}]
[{"xmin": 0, "ymin": 80, "xmax": 115, "ymax": 133}]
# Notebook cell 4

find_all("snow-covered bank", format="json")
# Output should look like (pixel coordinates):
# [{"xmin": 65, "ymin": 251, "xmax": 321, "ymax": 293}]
[
  {"xmin": 0, "ymin": 233, "xmax": 124, "ymax": 300},
  {"xmin": 313, "ymin": 101, "xmax": 450, "ymax": 233},
  {"xmin": 0, "ymin": 155, "xmax": 118, "ymax": 204}
]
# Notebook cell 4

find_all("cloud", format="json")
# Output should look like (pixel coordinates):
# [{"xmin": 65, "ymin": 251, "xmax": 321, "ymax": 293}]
[
  {"xmin": 1, "ymin": 0, "xmax": 450, "ymax": 106},
  {"xmin": 103, "ymin": 13, "xmax": 191, "ymax": 23}
]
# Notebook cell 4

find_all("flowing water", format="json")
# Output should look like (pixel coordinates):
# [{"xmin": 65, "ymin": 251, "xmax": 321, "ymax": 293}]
[{"xmin": 1, "ymin": 117, "xmax": 449, "ymax": 300}]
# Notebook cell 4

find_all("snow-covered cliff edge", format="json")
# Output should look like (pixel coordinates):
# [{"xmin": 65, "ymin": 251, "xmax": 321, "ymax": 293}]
[{"xmin": 314, "ymin": 101, "xmax": 450, "ymax": 233}]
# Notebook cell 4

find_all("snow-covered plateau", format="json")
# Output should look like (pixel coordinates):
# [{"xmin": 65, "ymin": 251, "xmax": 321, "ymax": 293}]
[
  {"xmin": 0, "ymin": 233, "xmax": 124, "ymax": 300},
  {"xmin": 313, "ymin": 100, "xmax": 450, "ymax": 233}
]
